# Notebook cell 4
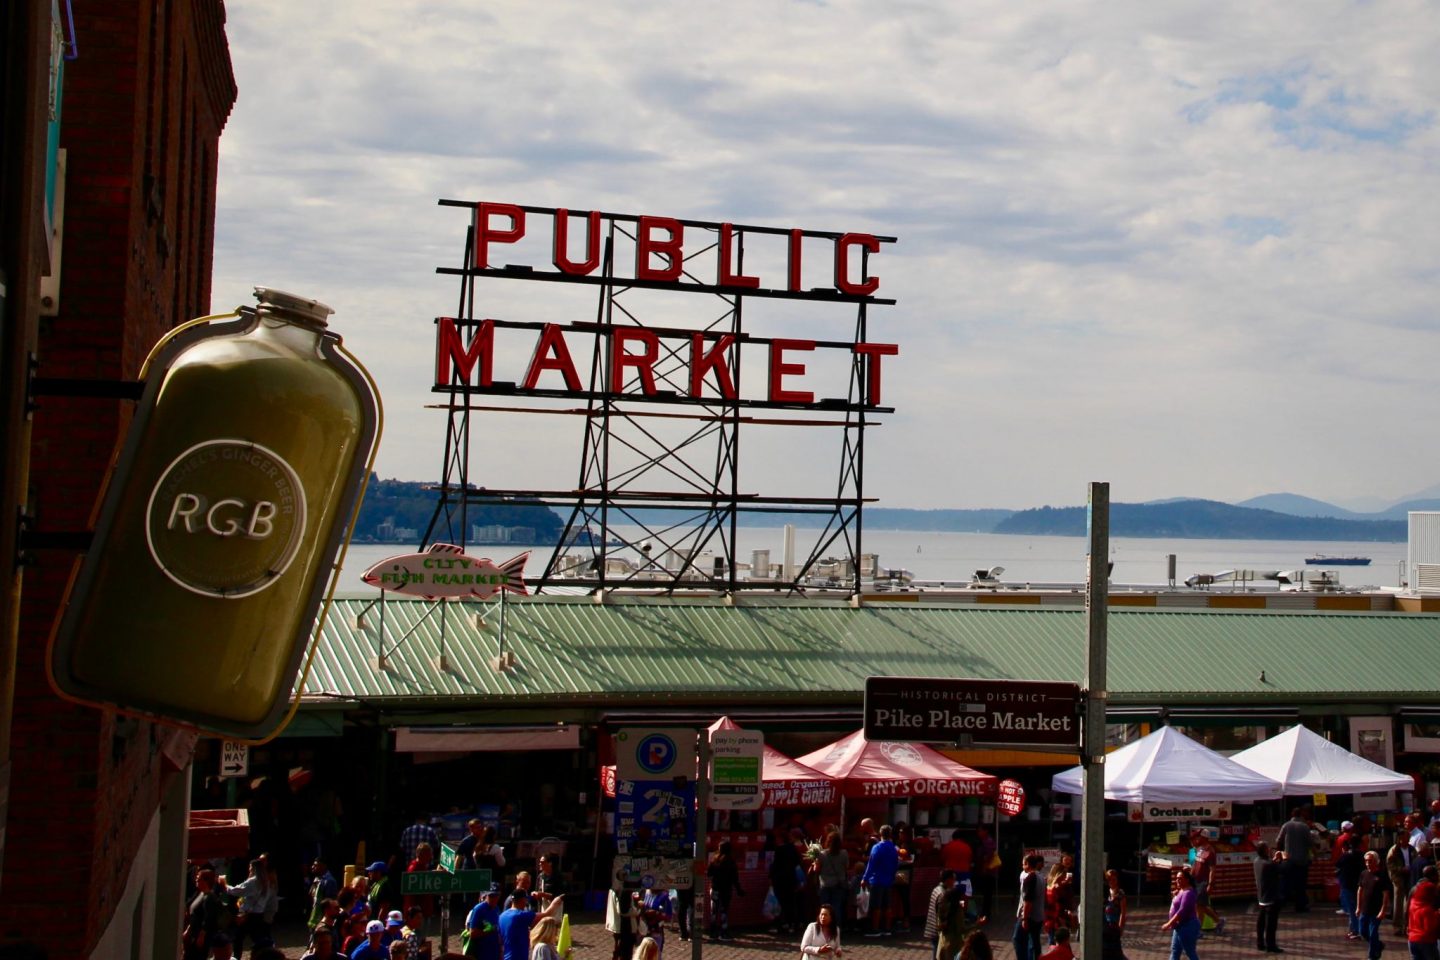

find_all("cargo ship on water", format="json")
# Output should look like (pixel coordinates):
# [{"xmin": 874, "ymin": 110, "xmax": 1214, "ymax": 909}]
[{"xmin": 1305, "ymin": 554, "xmax": 1371, "ymax": 565}]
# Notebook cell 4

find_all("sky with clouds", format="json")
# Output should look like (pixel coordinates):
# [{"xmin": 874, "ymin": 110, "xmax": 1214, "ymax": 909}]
[{"xmin": 210, "ymin": 1, "xmax": 1439, "ymax": 511}]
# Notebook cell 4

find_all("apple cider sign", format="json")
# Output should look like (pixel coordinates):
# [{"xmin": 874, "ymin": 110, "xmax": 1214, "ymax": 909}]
[{"xmin": 433, "ymin": 203, "xmax": 899, "ymax": 407}]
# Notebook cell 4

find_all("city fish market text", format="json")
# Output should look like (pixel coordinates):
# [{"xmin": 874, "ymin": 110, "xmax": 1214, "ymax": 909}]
[
  {"xmin": 361, "ymin": 544, "xmax": 529, "ymax": 601},
  {"xmin": 872, "ymin": 707, "xmax": 1074, "ymax": 734}
]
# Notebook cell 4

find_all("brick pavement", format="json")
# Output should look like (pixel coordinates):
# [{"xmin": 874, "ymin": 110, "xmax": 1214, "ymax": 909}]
[{"xmin": 271, "ymin": 895, "xmax": 1400, "ymax": 959}]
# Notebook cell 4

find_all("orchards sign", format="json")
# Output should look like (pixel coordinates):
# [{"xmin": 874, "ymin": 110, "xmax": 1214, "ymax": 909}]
[{"xmin": 864, "ymin": 677, "xmax": 1082, "ymax": 750}]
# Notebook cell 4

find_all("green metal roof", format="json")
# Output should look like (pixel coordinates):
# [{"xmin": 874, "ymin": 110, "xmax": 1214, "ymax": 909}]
[{"xmin": 300, "ymin": 595, "xmax": 1440, "ymax": 711}]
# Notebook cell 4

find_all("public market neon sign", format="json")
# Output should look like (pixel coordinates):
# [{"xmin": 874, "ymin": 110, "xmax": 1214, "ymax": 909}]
[{"xmin": 434, "ymin": 203, "xmax": 900, "ymax": 409}]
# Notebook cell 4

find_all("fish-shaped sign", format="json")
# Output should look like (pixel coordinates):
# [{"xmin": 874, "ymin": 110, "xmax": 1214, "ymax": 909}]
[{"xmin": 361, "ymin": 543, "xmax": 529, "ymax": 600}]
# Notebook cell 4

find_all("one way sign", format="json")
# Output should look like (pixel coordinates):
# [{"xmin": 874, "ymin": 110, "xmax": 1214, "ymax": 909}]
[{"xmin": 220, "ymin": 741, "xmax": 249, "ymax": 779}]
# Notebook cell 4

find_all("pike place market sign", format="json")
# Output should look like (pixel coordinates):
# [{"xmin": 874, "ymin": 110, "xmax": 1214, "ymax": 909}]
[{"xmin": 864, "ymin": 677, "xmax": 1082, "ymax": 750}]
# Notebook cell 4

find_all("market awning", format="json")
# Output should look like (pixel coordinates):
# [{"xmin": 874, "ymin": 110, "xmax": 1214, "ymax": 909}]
[
  {"xmin": 1051, "ymin": 725, "xmax": 1283, "ymax": 803},
  {"xmin": 1229, "ymin": 724, "xmax": 1415, "ymax": 794},
  {"xmin": 395, "ymin": 725, "xmax": 580, "ymax": 752},
  {"xmin": 796, "ymin": 729, "xmax": 996, "ymax": 799}
]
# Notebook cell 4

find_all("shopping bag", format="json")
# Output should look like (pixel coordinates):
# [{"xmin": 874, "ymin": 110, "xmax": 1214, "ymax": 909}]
[
  {"xmin": 762, "ymin": 886, "xmax": 781, "ymax": 921},
  {"xmin": 855, "ymin": 885, "xmax": 871, "ymax": 920}
]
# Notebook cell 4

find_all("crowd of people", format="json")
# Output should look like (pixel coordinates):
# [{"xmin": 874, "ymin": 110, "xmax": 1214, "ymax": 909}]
[
  {"xmin": 1152, "ymin": 804, "xmax": 1440, "ymax": 960},
  {"xmin": 183, "ymin": 803, "xmax": 1440, "ymax": 960},
  {"xmin": 181, "ymin": 813, "xmax": 1020, "ymax": 960},
  {"xmin": 183, "ymin": 812, "xmax": 573, "ymax": 960}
]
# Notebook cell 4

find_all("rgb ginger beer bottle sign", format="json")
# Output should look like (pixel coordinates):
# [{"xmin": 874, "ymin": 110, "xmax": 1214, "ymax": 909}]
[{"xmin": 48, "ymin": 288, "xmax": 381, "ymax": 740}]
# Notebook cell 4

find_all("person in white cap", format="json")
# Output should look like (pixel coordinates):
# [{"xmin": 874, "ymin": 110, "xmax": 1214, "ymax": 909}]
[
  {"xmin": 384, "ymin": 910, "xmax": 406, "ymax": 946},
  {"xmin": 351, "ymin": 919, "xmax": 390, "ymax": 960},
  {"xmin": 1333, "ymin": 821, "xmax": 1358, "ymax": 861}
]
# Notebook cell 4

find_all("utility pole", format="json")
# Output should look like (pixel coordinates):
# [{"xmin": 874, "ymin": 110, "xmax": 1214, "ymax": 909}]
[{"xmin": 1081, "ymin": 482, "xmax": 1109, "ymax": 960}]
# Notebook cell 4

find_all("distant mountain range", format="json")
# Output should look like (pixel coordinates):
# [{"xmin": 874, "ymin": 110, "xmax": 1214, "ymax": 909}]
[
  {"xmin": 634, "ymin": 494, "xmax": 1429, "ymax": 541},
  {"xmin": 995, "ymin": 499, "xmax": 1406, "ymax": 541},
  {"xmin": 947, "ymin": 490, "xmax": 1436, "ymax": 540},
  {"xmin": 356, "ymin": 481, "xmax": 1435, "ymax": 543},
  {"xmin": 1233, "ymin": 492, "xmax": 1440, "ymax": 523}
]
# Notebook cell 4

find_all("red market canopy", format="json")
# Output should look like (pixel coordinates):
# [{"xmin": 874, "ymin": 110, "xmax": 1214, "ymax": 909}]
[{"xmin": 796, "ymin": 729, "xmax": 997, "ymax": 799}]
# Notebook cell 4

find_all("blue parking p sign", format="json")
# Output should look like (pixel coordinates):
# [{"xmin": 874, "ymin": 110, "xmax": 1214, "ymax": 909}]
[{"xmin": 615, "ymin": 728, "xmax": 695, "ymax": 781}]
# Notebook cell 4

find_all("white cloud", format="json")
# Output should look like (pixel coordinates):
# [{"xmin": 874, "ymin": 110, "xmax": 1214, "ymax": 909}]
[{"xmin": 213, "ymin": 0, "xmax": 1440, "ymax": 510}]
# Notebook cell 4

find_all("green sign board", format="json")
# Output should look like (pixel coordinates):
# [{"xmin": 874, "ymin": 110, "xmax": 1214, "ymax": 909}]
[
  {"xmin": 401, "ymin": 868, "xmax": 492, "ymax": 896},
  {"xmin": 439, "ymin": 842, "xmax": 459, "ymax": 874},
  {"xmin": 713, "ymin": 756, "xmax": 760, "ymax": 782}
]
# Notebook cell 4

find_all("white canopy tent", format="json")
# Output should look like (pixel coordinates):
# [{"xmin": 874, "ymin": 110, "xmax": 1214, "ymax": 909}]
[
  {"xmin": 1052, "ymin": 725, "xmax": 1283, "ymax": 802},
  {"xmin": 1229, "ymin": 724, "xmax": 1414, "ymax": 794}
]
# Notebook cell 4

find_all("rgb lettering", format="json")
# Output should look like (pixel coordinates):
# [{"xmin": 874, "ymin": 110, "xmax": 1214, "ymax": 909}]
[{"xmin": 166, "ymin": 494, "xmax": 278, "ymax": 539}]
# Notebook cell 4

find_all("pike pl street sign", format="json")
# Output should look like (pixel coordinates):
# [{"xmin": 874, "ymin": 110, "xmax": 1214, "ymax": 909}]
[
  {"xmin": 401, "ymin": 868, "xmax": 492, "ymax": 895},
  {"xmin": 864, "ymin": 677, "xmax": 1081, "ymax": 750}
]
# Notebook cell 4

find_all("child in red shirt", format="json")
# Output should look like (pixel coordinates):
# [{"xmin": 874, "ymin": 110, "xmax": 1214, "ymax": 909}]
[{"xmin": 1039, "ymin": 927, "xmax": 1075, "ymax": 960}]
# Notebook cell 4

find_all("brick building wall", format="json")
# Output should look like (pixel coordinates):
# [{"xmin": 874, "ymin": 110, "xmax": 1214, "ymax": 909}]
[{"xmin": 0, "ymin": 1, "xmax": 234, "ymax": 956}]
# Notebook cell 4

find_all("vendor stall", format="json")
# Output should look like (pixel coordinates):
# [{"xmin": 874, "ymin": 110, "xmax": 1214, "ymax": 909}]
[
  {"xmin": 1230, "ymin": 724, "xmax": 1416, "ymax": 795},
  {"xmin": 797, "ymin": 730, "xmax": 997, "ymax": 801},
  {"xmin": 1053, "ymin": 726, "xmax": 1283, "ymax": 899},
  {"xmin": 1051, "ymin": 726, "xmax": 1283, "ymax": 803},
  {"xmin": 798, "ymin": 730, "xmax": 998, "ymax": 925},
  {"xmin": 703, "ymin": 717, "xmax": 840, "ymax": 928},
  {"xmin": 1225, "ymin": 725, "xmax": 1416, "ymax": 900},
  {"xmin": 1144, "ymin": 836, "xmax": 1335, "ymax": 900}
]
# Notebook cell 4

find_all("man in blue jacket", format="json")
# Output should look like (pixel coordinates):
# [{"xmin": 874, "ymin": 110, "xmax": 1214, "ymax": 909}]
[
  {"xmin": 497, "ymin": 888, "xmax": 565, "ymax": 960},
  {"xmin": 862, "ymin": 824, "xmax": 899, "ymax": 937}
]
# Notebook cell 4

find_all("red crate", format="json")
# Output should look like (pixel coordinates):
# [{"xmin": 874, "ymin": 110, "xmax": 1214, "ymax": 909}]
[{"xmin": 188, "ymin": 808, "xmax": 250, "ymax": 860}]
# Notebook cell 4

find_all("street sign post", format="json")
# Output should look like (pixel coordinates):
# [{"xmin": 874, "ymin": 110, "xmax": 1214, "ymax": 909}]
[
  {"xmin": 709, "ymin": 729, "xmax": 763, "ymax": 810},
  {"xmin": 401, "ymin": 869, "xmax": 492, "ymax": 896},
  {"xmin": 219, "ymin": 741, "xmax": 249, "ymax": 778},
  {"xmin": 863, "ymin": 676, "xmax": 1081, "ymax": 750}
]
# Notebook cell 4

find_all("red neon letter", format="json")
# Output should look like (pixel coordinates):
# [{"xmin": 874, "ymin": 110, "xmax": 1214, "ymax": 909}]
[
  {"xmin": 553, "ymin": 208, "xmax": 601, "ymax": 275},
  {"xmin": 435, "ymin": 317, "xmax": 495, "ymax": 387},
  {"xmin": 852, "ymin": 342, "xmax": 899, "ymax": 405},
  {"xmin": 788, "ymin": 229, "xmax": 804, "ymax": 292},
  {"xmin": 521, "ymin": 323, "xmax": 582, "ymax": 392},
  {"xmin": 834, "ymin": 232, "xmax": 880, "ymax": 296},
  {"xmin": 636, "ymin": 216, "xmax": 684, "ymax": 282},
  {"xmin": 717, "ymin": 223, "xmax": 760, "ymax": 289},
  {"xmin": 473, "ymin": 202, "xmax": 526, "ymax": 269},
  {"xmin": 690, "ymin": 334, "xmax": 737, "ymax": 399},
  {"xmin": 768, "ymin": 339, "xmax": 816, "ymax": 404},
  {"xmin": 610, "ymin": 328, "xmax": 660, "ymax": 395}
]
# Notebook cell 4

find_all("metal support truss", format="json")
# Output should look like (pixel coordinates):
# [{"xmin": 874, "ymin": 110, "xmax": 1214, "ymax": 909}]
[{"xmin": 422, "ymin": 203, "xmax": 894, "ymax": 595}]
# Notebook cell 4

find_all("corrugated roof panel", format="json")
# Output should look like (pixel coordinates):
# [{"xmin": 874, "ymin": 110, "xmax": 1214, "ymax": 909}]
[{"xmin": 301, "ymin": 597, "xmax": 1440, "ymax": 708}]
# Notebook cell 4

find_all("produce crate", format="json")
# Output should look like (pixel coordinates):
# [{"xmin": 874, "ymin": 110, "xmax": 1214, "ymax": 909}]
[{"xmin": 188, "ymin": 807, "xmax": 250, "ymax": 860}]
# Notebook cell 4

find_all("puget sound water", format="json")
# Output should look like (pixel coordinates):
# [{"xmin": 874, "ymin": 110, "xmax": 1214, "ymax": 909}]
[{"xmin": 337, "ymin": 528, "xmax": 1411, "ymax": 594}]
